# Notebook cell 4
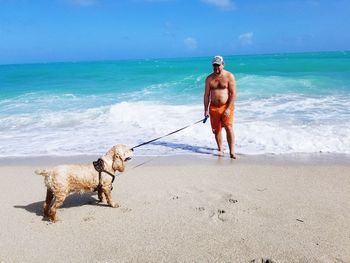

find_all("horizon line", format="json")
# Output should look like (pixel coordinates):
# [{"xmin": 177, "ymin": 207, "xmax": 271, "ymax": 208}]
[{"xmin": 0, "ymin": 49, "xmax": 349, "ymax": 66}]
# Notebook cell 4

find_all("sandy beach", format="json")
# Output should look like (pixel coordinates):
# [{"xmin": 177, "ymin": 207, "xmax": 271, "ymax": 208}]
[{"xmin": 0, "ymin": 154, "xmax": 349, "ymax": 263}]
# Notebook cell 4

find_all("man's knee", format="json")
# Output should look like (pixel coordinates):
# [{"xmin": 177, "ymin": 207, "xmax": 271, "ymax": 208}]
[
  {"xmin": 223, "ymin": 124, "xmax": 233, "ymax": 131},
  {"xmin": 212, "ymin": 128, "xmax": 221, "ymax": 135}
]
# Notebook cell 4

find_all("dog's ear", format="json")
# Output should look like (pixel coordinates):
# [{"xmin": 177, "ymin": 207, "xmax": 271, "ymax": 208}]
[
  {"xmin": 112, "ymin": 154, "xmax": 125, "ymax": 172},
  {"xmin": 106, "ymin": 144, "xmax": 131, "ymax": 172},
  {"xmin": 106, "ymin": 146, "xmax": 117, "ymax": 159}
]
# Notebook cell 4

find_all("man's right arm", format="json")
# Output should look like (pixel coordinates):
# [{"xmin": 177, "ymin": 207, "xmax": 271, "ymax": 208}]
[{"xmin": 204, "ymin": 77, "xmax": 210, "ymax": 117}]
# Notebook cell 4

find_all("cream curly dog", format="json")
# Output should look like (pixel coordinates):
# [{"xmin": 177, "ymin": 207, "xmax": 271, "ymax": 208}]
[{"xmin": 35, "ymin": 144, "xmax": 133, "ymax": 222}]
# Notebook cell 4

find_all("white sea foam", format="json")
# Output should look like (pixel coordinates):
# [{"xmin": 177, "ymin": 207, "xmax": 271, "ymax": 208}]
[{"xmin": 1, "ymin": 95, "xmax": 350, "ymax": 157}]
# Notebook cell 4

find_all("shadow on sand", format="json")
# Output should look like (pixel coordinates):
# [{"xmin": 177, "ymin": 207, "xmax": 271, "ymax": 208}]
[
  {"xmin": 14, "ymin": 192, "xmax": 106, "ymax": 218},
  {"xmin": 152, "ymin": 141, "xmax": 216, "ymax": 155}
]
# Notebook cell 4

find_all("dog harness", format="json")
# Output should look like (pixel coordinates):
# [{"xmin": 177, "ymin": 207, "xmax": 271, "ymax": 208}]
[{"xmin": 93, "ymin": 158, "xmax": 116, "ymax": 191}]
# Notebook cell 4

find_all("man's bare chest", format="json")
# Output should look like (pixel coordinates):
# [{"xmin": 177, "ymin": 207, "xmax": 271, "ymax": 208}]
[{"xmin": 210, "ymin": 77, "xmax": 229, "ymax": 90}]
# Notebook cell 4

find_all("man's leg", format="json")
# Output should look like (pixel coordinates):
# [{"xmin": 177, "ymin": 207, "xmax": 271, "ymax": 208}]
[
  {"xmin": 214, "ymin": 129, "xmax": 223, "ymax": 156},
  {"xmin": 209, "ymin": 108, "xmax": 223, "ymax": 156},
  {"xmin": 224, "ymin": 125, "xmax": 236, "ymax": 159}
]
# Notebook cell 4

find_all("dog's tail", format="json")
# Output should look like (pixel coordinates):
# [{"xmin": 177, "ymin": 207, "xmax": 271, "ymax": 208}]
[{"xmin": 35, "ymin": 169, "xmax": 51, "ymax": 177}]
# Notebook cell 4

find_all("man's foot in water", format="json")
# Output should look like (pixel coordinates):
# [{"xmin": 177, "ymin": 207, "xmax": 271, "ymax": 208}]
[
  {"xmin": 217, "ymin": 150, "xmax": 224, "ymax": 157},
  {"xmin": 230, "ymin": 153, "xmax": 237, "ymax": 159}
]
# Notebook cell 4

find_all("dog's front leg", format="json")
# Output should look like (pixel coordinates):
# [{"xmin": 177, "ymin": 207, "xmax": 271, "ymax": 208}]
[
  {"xmin": 102, "ymin": 185, "xmax": 119, "ymax": 208},
  {"xmin": 97, "ymin": 186, "xmax": 106, "ymax": 203}
]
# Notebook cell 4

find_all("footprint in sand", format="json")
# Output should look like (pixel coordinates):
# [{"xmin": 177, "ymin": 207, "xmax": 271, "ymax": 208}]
[
  {"xmin": 250, "ymin": 258, "xmax": 275, "ymax": 263},
  {"xmin": 82, "ymin": 211, "xmax": 96, "ymax": 222},
  {"xmin": 207, "ymin": 209, "xmax": 229, "ymax": 222},
  {"xmin": 217, "ymin": 209, "xmax": 227, "ymax": 222},
  {"xmin": 222, "ymin": 193, "xmax": 238, "ymax": 204},
  {"xmin": 82, "ymin": 216, "xmax": 95, "ymax": 222},
  {"xmin": 228, "ymin": 198, "xmax": 238, "ymax": 204},
  {"xmin": 196, "ymin": 207, "xmax": 205, "ymax": 212},
  {"xmin": 195, "ymin": 193, "xmax": 238, "ymax": 222},
  {"xmin": 120, "ymin": 207, "xmax": 132, "ymax": 213}
]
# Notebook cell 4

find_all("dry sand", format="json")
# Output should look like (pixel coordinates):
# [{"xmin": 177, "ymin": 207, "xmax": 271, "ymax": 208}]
[{"xmin": 0, "ymin": 154, "xmax": 349, "ymax": 263}]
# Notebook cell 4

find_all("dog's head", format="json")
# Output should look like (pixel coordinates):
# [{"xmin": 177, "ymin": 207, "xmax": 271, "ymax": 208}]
[{"xmin": 105, "ymin": 144, "xmax": 133, "ymax": 173}]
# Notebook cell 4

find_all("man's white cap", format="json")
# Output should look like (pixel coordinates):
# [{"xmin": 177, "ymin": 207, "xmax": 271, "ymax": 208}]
[{"xmin": 212, "ymin": 55, "xmax": 224, "ymax": 65}]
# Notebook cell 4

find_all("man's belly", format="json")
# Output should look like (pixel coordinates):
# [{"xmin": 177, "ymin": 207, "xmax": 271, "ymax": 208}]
[{"xmin": 210, "ymin": 91, "xmax": 229, "ymax": 106}]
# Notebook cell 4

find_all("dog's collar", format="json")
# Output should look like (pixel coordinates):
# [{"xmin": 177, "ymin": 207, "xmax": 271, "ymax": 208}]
[{"xmin": 93, "ymin": 158, "xmax": 116, "ymax": 186}]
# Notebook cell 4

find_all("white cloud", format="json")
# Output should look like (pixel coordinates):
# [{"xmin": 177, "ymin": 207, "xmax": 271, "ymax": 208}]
[
  {"xmin": 238, "ymin": 32, "xmax": 253, "ymax": 46},
  {"xmin": 201, "ymin": 0, "xmax": 236, "ymax": 10},
  {"xmin": 184, "ymin": 37, "xmax": 198, "ymax": 50}
]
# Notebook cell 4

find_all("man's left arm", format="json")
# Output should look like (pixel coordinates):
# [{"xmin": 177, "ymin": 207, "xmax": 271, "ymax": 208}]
[{"xmin": 224, "ymin": 73, "xmax": 236, "ymax": 116}]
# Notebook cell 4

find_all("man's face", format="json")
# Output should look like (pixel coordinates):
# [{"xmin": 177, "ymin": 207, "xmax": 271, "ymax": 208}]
[{"xmin": 213, "ymin": 63, "xmax": 223, "ymax": 74}]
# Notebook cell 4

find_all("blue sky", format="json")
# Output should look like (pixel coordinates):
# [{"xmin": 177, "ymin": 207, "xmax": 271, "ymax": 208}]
[{"xmin": 0, "ymin": 0, "xmax": 349, "ymax": 64}]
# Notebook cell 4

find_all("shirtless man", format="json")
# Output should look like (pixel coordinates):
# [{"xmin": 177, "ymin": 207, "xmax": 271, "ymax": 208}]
[{"xmin": 204, "ymin": 55, "xmax": 237, "ymax": 158}]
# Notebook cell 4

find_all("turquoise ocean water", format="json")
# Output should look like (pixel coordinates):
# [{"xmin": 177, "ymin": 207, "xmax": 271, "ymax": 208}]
[{"xmin": 0, "ymin": 51, "xmax": 349, "ymax": 157}]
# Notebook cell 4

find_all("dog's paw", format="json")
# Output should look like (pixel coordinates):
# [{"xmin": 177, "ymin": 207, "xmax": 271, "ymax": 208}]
[
  {"xmin": 97, "ymin": 198, "xmax": 106, "ymax": 204},
  {"xmin": 47, "ymin": 217, "xmax": 58, "ymax": 223},
  {"xmin": 110, "ymin": 202, "xmax": 119, "ymax": 208}
]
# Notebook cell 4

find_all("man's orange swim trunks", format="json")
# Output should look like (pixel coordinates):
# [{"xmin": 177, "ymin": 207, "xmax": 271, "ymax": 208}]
[{"xmin": 209, "ymin": 104, "xmax": 234, "ymax": 134}]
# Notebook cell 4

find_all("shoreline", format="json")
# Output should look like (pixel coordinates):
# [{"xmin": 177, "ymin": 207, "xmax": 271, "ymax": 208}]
[{"xmin": 1, "ymin": 152, "xmax": 349, "ymax": 166}]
